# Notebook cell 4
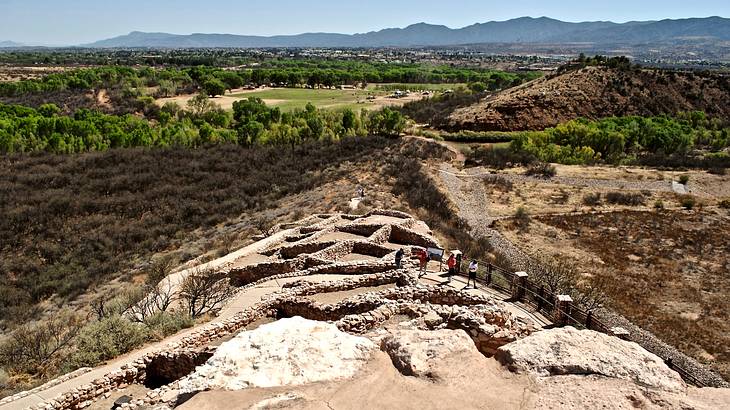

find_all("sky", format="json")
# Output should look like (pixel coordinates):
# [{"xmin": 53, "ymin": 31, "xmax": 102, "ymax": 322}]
[{"xmin": 0, "ymin": 0, "xmax": 728, "ymax": 45}]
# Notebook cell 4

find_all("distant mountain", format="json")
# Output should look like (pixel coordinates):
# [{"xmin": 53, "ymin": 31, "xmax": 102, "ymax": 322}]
[
  {"xmin": 0, "ymin": 40, "xmax": 24, "ymax": 48},
  {"xmin": 85, "ymin": 16, "xmax": 730, "ymax": 48}
]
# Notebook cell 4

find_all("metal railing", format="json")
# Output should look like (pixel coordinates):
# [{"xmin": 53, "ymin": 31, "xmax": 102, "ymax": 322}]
[{"xmin": 450, "ymin": 256, "xmax": 707, "ymax": 387}]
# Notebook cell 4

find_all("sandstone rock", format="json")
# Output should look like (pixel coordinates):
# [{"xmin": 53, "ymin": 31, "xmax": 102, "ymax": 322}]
[
  {"xmin": 496, "ymin": 326, "xmax": 686, "ymax": 392},
  {"xmin": 178, "ymin": 316, "xmax": 375, "ymax": 393},
  {"xmin": 380, "ymin": 328, "xmax": 475, "ymax": 379}
]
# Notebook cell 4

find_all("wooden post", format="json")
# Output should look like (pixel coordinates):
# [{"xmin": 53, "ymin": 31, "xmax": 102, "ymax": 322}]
[
  {"xmin": 486, "ymin": 263, "xmax": 492, "ymax": 286},
  {"xmin": 555, "ymin": 295, "xmax": 573, "ymax": 326},
  {"xmin": 586, "ymin": 311, "xmax": 593, "ymax": 329},
  {"xmin": 513, "ymin": 271, "xmax": 528, "ymax": 300}
]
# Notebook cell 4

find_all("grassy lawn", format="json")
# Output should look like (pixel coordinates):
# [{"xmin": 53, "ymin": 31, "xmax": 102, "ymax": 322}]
[{"xmin": 230, "ymin": 88, "xmax": 383, "ymax": 112}]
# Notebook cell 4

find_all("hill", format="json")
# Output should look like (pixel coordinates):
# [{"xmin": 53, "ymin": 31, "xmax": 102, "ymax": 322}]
[
  {"xmin": 445, "ymin": 66, "xmax": 730, "ymax": 132},
  {"xmin": 0, "ymin": 41, "xmax": 23, "ymax": 48},
  {"xmin": 85, "ymin": 16, "xmax": 730, "ymax": 48}
]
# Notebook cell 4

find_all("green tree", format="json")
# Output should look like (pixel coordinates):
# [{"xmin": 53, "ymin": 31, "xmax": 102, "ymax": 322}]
[{"xmin": 202, "ymin": 78, "xmax": 227, "ymax": 97}]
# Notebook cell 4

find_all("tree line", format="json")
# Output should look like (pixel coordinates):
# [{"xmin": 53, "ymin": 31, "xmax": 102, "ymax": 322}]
[
  {"xmin": 510, "ymin": 112, "xmax": 730, "ymax": 165},
  {"xmin": 0, "ymin": 96, "xmax": 406, "ymax": 153},
  {"xmin": 0, "ymin": 62, "xmax": 541, "ymax": 99}
]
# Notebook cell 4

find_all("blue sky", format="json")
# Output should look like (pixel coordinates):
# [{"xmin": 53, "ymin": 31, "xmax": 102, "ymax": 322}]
[{"xmin": 1, "ymin": 0, "xmax": 728, "ymax": 45}]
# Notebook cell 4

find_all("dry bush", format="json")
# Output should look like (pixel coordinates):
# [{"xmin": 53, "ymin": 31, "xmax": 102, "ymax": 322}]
[
  {"xmin": 253, "ymin": 215, "xmax": 275, "ymax": 237},
  {"xmin": 482, "ymin": 174, "xmax": 513, "ymax": 192},
  {"xmin": 179, "ymin": 267, "xmax": 235, "ymax": 318},
  {"xmin": 514, "ymin": 207, "xmax": 531, "ymax": 231},
  {"xmin": 605, "ymin": 191, "xmax": 646, "ymax": 206},
  {"xmin": 0, "ymin": 310, "xmax": 83, "ymax": 377},
  {"xmin": 525, "ymin": 162, "xmax": 557, "ymax": 178},
  {"xmin": 582, "ymin": 193, "xmax": 602, "ymax": 206},
  {"xmin": 128, "ymin": 278, "xmax": 175, "ymax": 323}
]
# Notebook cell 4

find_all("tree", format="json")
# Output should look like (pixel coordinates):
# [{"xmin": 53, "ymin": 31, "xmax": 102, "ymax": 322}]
[
  {"xmin": 342, "ymin": 109, "xmax": 356, "ymax": 131},
  {"xmin": 468, "ymin": 82, "xmax": 486, "ymax": 93},
  {"xmin": 187, "ymin": 92, "xmax": 216, "ymax": 116},
  {"xmin": 202, "ymin": 78, "xmax": 227, "ymax": 97},
  {"xmin": 179, "ymin": 267, "xmax": 234, "ymax": 318}
]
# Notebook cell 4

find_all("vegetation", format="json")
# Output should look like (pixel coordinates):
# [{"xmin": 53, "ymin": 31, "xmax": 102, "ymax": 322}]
[
  {"xmin": 512, "ymin": 113, "xmax": 730, "ymax": 164},
  {"xmin": 0, "ymin": 98, "xmax": 406, "ymax": 153}
]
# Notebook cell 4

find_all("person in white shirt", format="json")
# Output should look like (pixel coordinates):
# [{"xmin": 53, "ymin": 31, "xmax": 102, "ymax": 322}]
[{"xmin": 467, "ymin": 260, "xmax": 478, "ymax": 289}]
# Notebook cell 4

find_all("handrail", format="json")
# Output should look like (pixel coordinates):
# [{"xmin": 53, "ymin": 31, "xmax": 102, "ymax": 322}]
[{"xmin": 448, "ymin": 255, "xmax": 707, "ymax": 387}]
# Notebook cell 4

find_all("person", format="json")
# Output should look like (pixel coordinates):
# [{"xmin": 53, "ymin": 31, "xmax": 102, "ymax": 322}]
[
  {"xmin": 394, "ymin": 248, "xmax": 404, "ymax": 269},
  {"xmin": 446, "ymin": 254, "xmax": 456, "ymax": 283},
  {"xmin": 418, "ymin": 248, "xmax": 429, "ymax": 276},
  {"xmin": 467, "ymin": 259, "xmax": 478, "ymax": 289}
]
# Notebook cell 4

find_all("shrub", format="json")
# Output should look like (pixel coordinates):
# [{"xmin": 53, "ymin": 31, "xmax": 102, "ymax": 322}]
[
  {"xmin": 654, "ymin": 200, "xmax": 665, "ymax": 210},
  {"xmin": 680, "ymin": 196, "xmax": 696, "ymax": 210},
  {"xmin": 144, "ymin": 311, "xmax": 195, "ymax": 340},
  {"xmin": 678, "ymin": 175, "xmax": 690, "ymax": 185},
  {"xmin": 708, "ymin": 167, "xmax": 726, "ymax": 175},
  {"xmin": 718, "ymin": 199, "xmax": 730, "ymax": 209},
  {"xmin": 482, "ymin": 174, "xmax": 513, "ymax": 192},
  {"xmin": 582, "ymin": 193, "xmax": 602, "ymax": 206},
  {"xmin": 66, "ymin": 315, "xmax": 148, "ymax": 368},
  {"xmin": 514, "ymin": 207, "xmax": 531, "ymax": 230},
  {"xmin": 605, "ymin": 192, "xmax": 646, "ymax": 206},
  {"xmin": 525, "ymin": 162, "xmax": 557, "ymax": 178}
]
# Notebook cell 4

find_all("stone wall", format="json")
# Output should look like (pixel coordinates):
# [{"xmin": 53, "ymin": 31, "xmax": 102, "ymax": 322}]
[{"xmin": 390, "ymin": 224, "xmax": 440, "ymax": 248}]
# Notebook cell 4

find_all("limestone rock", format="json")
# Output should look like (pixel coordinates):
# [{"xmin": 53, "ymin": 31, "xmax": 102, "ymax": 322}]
[
  {"xmin": 380, "ymin": 328, "xmax": 475, "ymax": 379},
  {"xmin": 496, "ymin": 326, "xmax": 686, "ymax": 392},
  {"xmin": 178, "ymin": 317, "xmax": 375, "ymax": 393}
]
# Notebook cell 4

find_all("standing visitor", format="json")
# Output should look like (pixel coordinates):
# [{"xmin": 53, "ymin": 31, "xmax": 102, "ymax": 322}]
[
  {"xmin": 395, "ymin": 248, "xmax": 404, "ymax": 269},
  {"xmin": 418, "ymin": 249, "xmax": 429, "ymax": 276},
  {"xmin": 446, "ymin": 253, "xmax": 456, "ymax": 283},
  {"xmin": 467, "ymin": 259, "xmax": 478, "ymax": 288}
]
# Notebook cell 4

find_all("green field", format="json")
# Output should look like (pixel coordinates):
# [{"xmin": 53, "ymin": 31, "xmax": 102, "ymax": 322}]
[{"xmin": 230, "ymin": 88, "xmax": 385, "ymax": 112}]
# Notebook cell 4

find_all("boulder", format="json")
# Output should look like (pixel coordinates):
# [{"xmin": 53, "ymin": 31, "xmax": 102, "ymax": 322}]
[
  {"xmin": 380, "ymin": 328, "xmax": 475, "ymax": 379},
  {"xmin": 495, "ymin": 326, "xmax": 686, "ymax": 392},
  {"xmin": 178, "ymin": 317, "xmax": 375, "ymax": 393}
]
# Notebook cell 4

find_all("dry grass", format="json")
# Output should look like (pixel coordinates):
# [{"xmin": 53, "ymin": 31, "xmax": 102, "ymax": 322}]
[{"xmin": 498, "ymin": 209, "xmax": 730, "ymax": 380}]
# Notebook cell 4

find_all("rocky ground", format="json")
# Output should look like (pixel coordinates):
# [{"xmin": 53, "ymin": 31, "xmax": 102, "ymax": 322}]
[{"xmin": 171, "ymin": 318, "xmax": 729, "ymax": 410}]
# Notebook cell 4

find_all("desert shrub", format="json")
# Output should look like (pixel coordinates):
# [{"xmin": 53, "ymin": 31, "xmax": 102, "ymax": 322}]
[
  {"xmin": 718, "ymin": 199, "xmax": 730, "ymax": 209},
  {"xmin": 678, "ymin": 175, "xmax": 690, "ymax": 185},
  {"xmin": 144, "ymin": 311, "xmax": 195, "ymax": 340},
  {"xmin": 605, "ymin": 192, "xmax": 646, "ymax": 206},
  {"xmin": 582, "ymin": 193, "xmax": 602, "ymax": 206},
  {"xmin": 680, "ymin": 196, "xmax": 696, "ymax": 210},
  {"xmin": 482, "ymin": 174, "xmax": 513, "ymax": 192},
  {"xmin": 0, "ymin": 310, "xmax": 83, "ymax": 376},
  {"xmin": 525, "ymin": 162, "xmax": 557, "ymax": 178},
  {"xmin": 654, "ymin": 200, "xmax": 665, "ymax": 210},
  {"xmin": 708, "ymin": 167, "xmax": 726, "ymax": 175},
  {"xmin": 66, "ymin": 315, "xmax": 149, "ymax": 368},
  {"xmin": 514, "ymin": 207, "xmax": 531, "ymax": 230}
]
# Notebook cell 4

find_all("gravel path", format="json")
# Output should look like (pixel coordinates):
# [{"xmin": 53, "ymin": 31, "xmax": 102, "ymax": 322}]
[{"xmin": 437, "ymin": 163, "xmax": 729, "ymax": 388}]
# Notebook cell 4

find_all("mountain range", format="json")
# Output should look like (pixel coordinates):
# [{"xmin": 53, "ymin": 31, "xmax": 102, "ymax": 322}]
[{"xmin": 83, "ymin": 16, "xmax": 730, "ymax": 48}]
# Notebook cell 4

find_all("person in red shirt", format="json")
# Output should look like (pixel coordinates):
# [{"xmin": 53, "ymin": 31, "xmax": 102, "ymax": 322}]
[
  {"xmin": 446, "ymin": 253, "xmax": 456, "ymax": 283},
  {"xmin": 418, "ymin": 249, "xmax": 428, "ymax": 277}
]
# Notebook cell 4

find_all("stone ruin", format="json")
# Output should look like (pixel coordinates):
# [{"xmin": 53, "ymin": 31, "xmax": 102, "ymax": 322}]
[{"xmin": 9, "ymin": 210, "xmax": 535, "ymax": 410}]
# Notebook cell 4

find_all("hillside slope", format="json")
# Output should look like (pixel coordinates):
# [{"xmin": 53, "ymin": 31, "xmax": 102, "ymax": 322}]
[{"xmin": 446, "ymin": 66, "xmax": 730, "ymax": 131}]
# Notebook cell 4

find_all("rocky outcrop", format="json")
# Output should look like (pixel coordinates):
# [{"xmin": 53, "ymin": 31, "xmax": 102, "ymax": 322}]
[
  {"xmin": 380, "ymin": 328, "xmax": 475, "ymax": 379},
  {"xmin": 496, "ymin": 326, "xmax": 686, "ymax": 392},
  {"xmin": 178, "ymin": 317, "xmax": 375, "ymax": 393}
]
